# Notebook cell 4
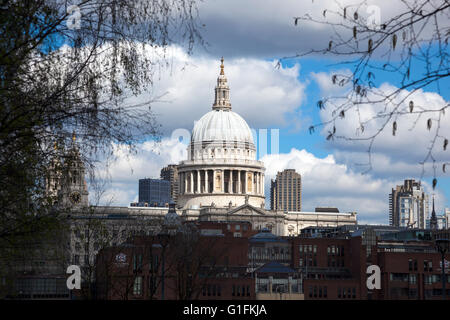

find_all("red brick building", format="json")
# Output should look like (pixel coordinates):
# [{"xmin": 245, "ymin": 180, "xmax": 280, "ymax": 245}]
[
  {"xmin": 95, "ymin": 222, "xmax": 450, "ymax": 300},
  {"xmin": 95, "ymin": 221, "xmax": 257, "ymax": 300}
]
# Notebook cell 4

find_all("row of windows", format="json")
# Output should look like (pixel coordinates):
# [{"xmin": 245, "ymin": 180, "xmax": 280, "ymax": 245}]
[
  {"xmin": 338, "ymin": 287, "xmax": 356, "ymax": 299},
  {"xmin": 202, "ymin": 284, "xmax": 222, "ymax": 297},
  {"xmin": 299, "ymin": 258, "xmax": 316, "ymax": 267},
  {"xmin": 327, "ymin": 245, "xmax": 344, "ymax": 256},
  {"xmin": 132, "ymin": 276, "xmax": 160, "ymax": 296},
  {"xmin": 232, "ymin": 285, "xmax": 251, "ymax": 297},
  {"xmin": 390, "ymin": 273, "xmax": 450, "ymax": 284},
  {"xmin": 132, "ymin": 254, "xmax": 160, "ymax": 272},
  {"xmin": 308, "ymin": 286, "xmax": 327, "ymax": 298},
  {"xmin": 408, "ymin": 258, "xmax": 437, "ymax": 272},
  {"xmin": 299, "ymin": 245, "xmax": 317, "ymax": 253},
  {"xmin": 227, "ymin": 224, "xmax": 248, "ymax": 231}
]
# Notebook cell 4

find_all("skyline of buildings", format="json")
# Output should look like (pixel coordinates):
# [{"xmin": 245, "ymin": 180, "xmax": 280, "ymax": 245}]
[{"xmin": 9, "ymin": 58, "xmax": 448, "ymax": 301}]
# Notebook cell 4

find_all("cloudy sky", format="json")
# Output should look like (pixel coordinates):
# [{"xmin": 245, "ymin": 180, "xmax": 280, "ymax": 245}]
[{"xmin": 93, "ymin": 0, "xmax": 450, "ymax": 225}]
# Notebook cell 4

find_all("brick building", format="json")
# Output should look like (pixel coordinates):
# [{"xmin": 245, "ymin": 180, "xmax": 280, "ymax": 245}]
[{"xmin": 95, "ymin": 222, "xmax": 450, "ymax": 300}]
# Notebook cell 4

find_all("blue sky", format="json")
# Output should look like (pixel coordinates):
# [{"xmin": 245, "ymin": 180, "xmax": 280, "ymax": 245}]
[{"xmin": 93, "ymin": 0, "xmax": 449, "ymax": 225}]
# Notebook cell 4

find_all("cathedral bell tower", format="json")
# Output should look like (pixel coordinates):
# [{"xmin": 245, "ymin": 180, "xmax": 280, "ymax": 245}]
[{"xmin": 47, "ymin": 132, "xmax": 89, "ymax": 209}]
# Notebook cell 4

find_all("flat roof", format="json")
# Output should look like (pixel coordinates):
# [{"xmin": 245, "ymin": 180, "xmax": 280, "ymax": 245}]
[{"xmin": 286, "ymin": 211, "xmax": 355, "ymax": 216}]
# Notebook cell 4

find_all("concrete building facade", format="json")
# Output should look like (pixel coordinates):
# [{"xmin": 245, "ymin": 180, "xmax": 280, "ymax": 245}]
[
  {"xmin": 389, "ymin": 179, "xmax": 429, "ymax": 228},
  {"xmin": 270, "ymin": 169, "xmax": 302, "ymax": 212}
]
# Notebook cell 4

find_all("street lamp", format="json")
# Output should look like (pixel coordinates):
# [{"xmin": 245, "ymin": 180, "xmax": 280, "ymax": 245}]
[{"xmin": 435, "ymin": 238, "xmax": 450, "ymax": 300}]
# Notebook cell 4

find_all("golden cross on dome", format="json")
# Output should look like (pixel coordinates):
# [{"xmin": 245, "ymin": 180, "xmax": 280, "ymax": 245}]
[{"xmin": 220, "ymin": 57, "xmax": 224, "ymax": 75}]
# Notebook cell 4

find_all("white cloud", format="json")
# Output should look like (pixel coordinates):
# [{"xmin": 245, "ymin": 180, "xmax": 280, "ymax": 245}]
[
  {"xmin": 260, "ymin": 147, "xmax": 448, "ymax": 224},
  {"xmin": 133, "ymin": 48, "xmax": 306, "ymax": 135},
  {"xmin": 91, "ymin": 137, "xmax": 187, "ymax": 206},
  {"xmin": 311, "ymin": 70, "xmax": 450, "ymax": 180}
]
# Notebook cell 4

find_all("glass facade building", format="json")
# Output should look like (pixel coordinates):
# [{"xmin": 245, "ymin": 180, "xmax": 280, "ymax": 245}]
[{"xmin": 138, "ymin": 178, "xmax": 170, "ymax": 207}]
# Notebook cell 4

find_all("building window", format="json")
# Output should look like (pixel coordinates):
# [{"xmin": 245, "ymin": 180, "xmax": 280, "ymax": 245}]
[{"xmin": 133, "ymin": 276, "xmax": 142, "ymax": 295}]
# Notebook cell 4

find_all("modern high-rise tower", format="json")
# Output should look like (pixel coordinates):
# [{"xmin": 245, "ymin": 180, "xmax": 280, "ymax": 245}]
[
  {"xmin": 270, "ymin": 169, "xmax": 302, "ymax": 212},
  {"xmin": 160, "ymin": 164, "xmax": 179, "ymax": 202}
]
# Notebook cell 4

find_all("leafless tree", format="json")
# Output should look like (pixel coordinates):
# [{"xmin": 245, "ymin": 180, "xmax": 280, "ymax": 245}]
[
  {"xmin": 289, "ymin": 0, "xmax": 449, "ymax": 187},
  {"xmin": 0, "ymin": 0, "xmax": 204, "ymax": 272}
]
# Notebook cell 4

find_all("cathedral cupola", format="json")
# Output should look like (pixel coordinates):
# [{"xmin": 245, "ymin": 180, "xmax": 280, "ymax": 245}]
[{"xmin": 212, "ymin": 57, "xmax": 231, "ymax": 110}]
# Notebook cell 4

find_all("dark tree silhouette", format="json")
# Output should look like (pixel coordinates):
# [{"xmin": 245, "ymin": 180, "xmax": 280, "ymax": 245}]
[{"xmin": 0, "ymin": 0, "xmax": 203, "ymax": 250}]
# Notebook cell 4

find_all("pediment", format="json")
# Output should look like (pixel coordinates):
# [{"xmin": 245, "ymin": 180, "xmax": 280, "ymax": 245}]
[{"xmin": 228, "ymin": 203, "xmax": 266, "ymax": 216}]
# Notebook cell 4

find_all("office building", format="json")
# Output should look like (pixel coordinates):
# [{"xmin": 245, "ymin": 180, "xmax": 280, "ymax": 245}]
[
  {"xmin": 160, "ymin": 165, "xmax": 179, "ymax": 203},
  {"xmin": 389, "ymin": 179, "xmax": 429, "ymax": 228},
  {"xmin": 138, "ymin": 178, "xmax": 170, "ymax": 207},
  {"xmin": 270, "ymin": 169, "xmax": 302, "ymax": 211}
]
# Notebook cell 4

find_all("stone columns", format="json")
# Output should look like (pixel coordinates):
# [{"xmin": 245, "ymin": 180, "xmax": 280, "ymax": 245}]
[
  {"xmin": 184, "ymin": 172, "xmax": 188, "ymax": 194},
  {"xmin": 238, "ymin": 170, "xmax": 241, "ymax": 194},
  {"xmin": 190, "ymin": 171, "xmax": 194, "ymax": 193},
  {"xmin": 256, "ymin": 172, "xmax": 259, "ymax": 195},
  {"xmin": 229, "ymin": 170, "xmax": 233, "ymax": 193},
  {"xmin": 205, "ymin": 170, "xmax": 208, "ymax": 193},
  {"xmin": 244, "ymin": 171, "xmax": 248, "ymax": 194},
  {"xmin": 221, "ymin": 170, "xmax": 225, "ymax": 193},
  {"xmin": 196, "ymin": 170, "xmax": 200, "ymax": 193}
]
